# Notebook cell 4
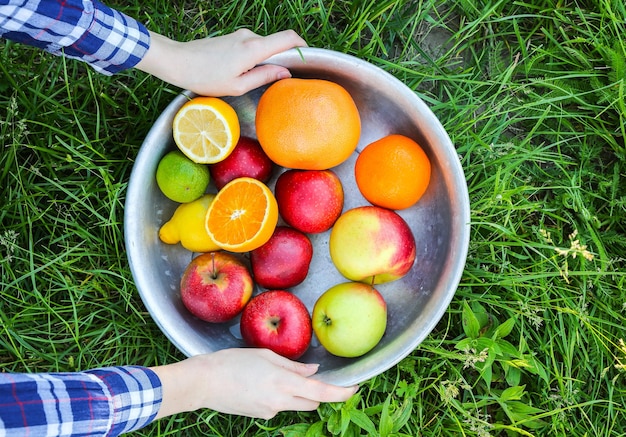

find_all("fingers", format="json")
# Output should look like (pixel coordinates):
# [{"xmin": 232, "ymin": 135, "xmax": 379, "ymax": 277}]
[
  {"xmin": 211, "ymin": 29, "xmax": 306, "ymax": 96},
  {"xmin": 253, "ymin": 378, "xmax": 356, "ymax": 419},
  {"xmin": 234, "ymin": 29, "xmax": 307, "ymax": 93},
  {"xmin": 253, "ymin": 349, "xmax": 358, "ymax": 403},
  {"xmin": 299, "ymin": 379, "xmax": 359, "ymax": 404},
  {"xmin": 247, "ymin": 29, "xmax": 308, "ymax": 61}
]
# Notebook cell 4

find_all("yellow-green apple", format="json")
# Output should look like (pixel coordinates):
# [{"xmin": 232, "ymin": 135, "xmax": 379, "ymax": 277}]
[
  {"xmin": 209, "ymin": 137, "xmax": 274, "ymax": 190},
  {"xmin": 329, "ymin": 206, "xmax": 416, "ymax": 284},
  {"xmin": 250, "ymin": 226, "xmax": 313, "ymax": 289},
  {"xmin": 240, "ymin": 290, "xmax": 312, "ymax": 359},
  {"xmin": 274, "ymin": 169, "xmax": 344, "ymax": 233},
  {"xmin": 312, "ymin": 282, "xmax": 387, "ymax": 357},
  {"xmin": 180, "ymin": 252, "xmax": 253, "ymax": 323}
]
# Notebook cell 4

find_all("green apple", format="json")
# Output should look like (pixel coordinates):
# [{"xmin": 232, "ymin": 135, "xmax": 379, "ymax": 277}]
[{"xmin": 312, "ymin": 282, "xmax": 387, "ymax": 357}]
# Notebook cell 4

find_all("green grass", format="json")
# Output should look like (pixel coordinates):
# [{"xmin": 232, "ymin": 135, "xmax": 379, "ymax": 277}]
[{"xmin": 1, "ymin": 0, "xmax": 625, "ymax": 435}]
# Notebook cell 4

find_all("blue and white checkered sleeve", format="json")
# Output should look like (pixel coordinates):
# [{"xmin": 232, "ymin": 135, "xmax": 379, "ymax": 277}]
[
  {"xmin": 0, "ymin": 0, "xmax": 151, "ymax": 75},
  {"xmin": 86, "ymin": 366, "xmax": 163, "ymax": 436},
  {"xmin": 0, "ymin": 366, "xmax": 162, "ymax": 436}
]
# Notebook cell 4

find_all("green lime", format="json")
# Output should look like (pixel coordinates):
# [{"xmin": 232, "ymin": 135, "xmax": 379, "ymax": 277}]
[{"xmin": 156, "ymin": 150, "xmax": 210, "ymax": 203}]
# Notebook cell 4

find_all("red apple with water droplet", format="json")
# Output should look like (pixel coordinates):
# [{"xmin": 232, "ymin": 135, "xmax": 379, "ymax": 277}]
[
  {"xmin": 180, "ymin": 252, "xmax": 253, "ymax": 323},
  {"xmin": 250, "ymin": 226, "xmax": 313, "ymax": 289},
  {"xmin": 209, "ymin": 137, "xmax": 274, "ymax": 190},
  {"xmin": 274, "ymin": 169, "xmax": 344, "ymax": 233},
  {"xmin": 240, "ymin": 290, "xmax": 312, "ymax": 360}
]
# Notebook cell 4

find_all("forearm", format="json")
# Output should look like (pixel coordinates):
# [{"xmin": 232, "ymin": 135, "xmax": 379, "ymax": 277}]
[
  {"xmin": 0, "ymin": 366, "xmax": 162, "ymax": 436},
  {"xmin": 0, "ymin": 0, "xmax": 150, "ymax": 74},
  {"xmin": 134, "ymin": 31, "xmax": 188, "ymax": 91},
  {"xmin": 150, "ymin": 355, "xmax": 211, "ymax": 420}
]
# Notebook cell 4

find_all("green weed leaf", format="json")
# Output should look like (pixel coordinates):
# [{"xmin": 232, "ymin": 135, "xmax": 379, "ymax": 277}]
[
  {"xmin": 391, "ymin": 398, "xmax": 414, "ymax": 433},
  {"xmin": 279, "ymin": 423, "xmax": 312, "ymax": 437},
  {"xmin": 494, "ymin": 317, "xmax": 516, "ymax": 339},
  {"xmin": 462, "ymin": 300, "xmax": 481, "ymax": 339},
  {"xmin": 500, "ymin": 400, "xmax": 546, "ymax": 429},
  {"xmin": 496, "ymin": 339, "xmax": 520, "ymax": 357},
  {"xmin": 327, "ymin": 410, "xmax": 341, "ymax": 435},
  {"xmin": 527, "ymin": 355, "xmax": 550, "ymax": 383},
  {"xmin": 304, "ymin": 422, "xmax": 325, "ymax": 437},
  {"xmin": 505, "ymin": 365, "xmax": 522, "ymax": 386},
  {"xmin": 344, "ymin": 392, "xmax": 361, "ymax": 410},
  {"xmin": 379, "ymin": 396, "xmax": 393, "ymax": 437},
  {"xmin": 348, "ymin": 409, "xmax": 377, "ymax": 435},
  {"xmin": 500, "ymin": 385, "xmax": 526, "ymax": 402}
]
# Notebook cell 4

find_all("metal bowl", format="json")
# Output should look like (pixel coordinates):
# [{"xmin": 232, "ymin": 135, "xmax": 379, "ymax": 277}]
[{"xmin": 124, "ymin": 47, "xmax": 470, "ymax": 386}]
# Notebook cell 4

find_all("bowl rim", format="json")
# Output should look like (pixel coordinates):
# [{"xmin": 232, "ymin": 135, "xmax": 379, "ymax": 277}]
[{"xmin": 124, "ymin": 47, "xmax": 470, "ymax": 386}]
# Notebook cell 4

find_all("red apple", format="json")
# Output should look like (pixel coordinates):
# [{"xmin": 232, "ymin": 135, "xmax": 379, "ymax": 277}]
[
  {"xmin": 250, "ymin": 226, "xmax": 313, "ymax": 289},
  {"xmin": 180, "ymin": 252, "xmax": 253, "ymax": 323},
  {"xmin": 329, "ymin": 206, "xmax": 416, "ymax": 284},
  {"xmin": 240, "ymin": 290, "xmax": 312, "ymax": 360},
  {"xmin": 274, "ymin": 169, "xmax": 344, "ymax": 234},
  {"xmin": 209, "ymin": 137, "xmax": 274, "ymax": 190}
]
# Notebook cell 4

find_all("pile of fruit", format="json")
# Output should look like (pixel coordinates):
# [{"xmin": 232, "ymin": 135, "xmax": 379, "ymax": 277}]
[{"xmin": 155, "ymin": 78, "xmax": 431, "ymax": 360}]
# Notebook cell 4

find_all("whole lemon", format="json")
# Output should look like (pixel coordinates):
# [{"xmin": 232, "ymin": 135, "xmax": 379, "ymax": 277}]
[
  {"xmin": 159, "ymin": 194, "xmax": 221, "ymax": 253},
  {"xmin": 156, "ymin": 150, "xmax": 210, "ymax": 203}
]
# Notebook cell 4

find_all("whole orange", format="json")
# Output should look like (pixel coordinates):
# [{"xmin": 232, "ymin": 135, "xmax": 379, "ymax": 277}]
[
  {"xmin": 355, "ymin": 134, "xmax": 431, "ymax": 210},
  {"xmin": 255, "ymin": 78, "xmax": 361, "ymax": 170}
]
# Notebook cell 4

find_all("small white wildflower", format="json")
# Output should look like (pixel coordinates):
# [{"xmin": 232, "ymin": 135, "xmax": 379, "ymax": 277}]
[
  {"xmin": 555, "ymin": 230, "xmax": 594, "ymax": 261},
  {"xmin": 463, "ymin": 410, "xmax": 493, "ymax": 437},
  {"xmin": 518, "ymin": 301, "xmax": 543, "ymax": 329},
  {"xmin": 9, "ymin": 96, "xmax": 18, "ymax": 114},
  {"xmin": 0, "ymin": 230, "xmax": 19, "ymax": 263},
  {"xmin": 28, "ymin": 165, "xmax": 42, "ymax": 177},
  {"xmin": 539, "ymin": 228, "xmax": 553, "ymax": 244},
  {"xmin": 440, "ymin": 379, "xmax": 460, "ymax": 403},
  {"xmin": 16, "ymin": 119, "xmax": 29, "ymax": 137},
  {"xmin": 463, "ymin": 347, "xmax": 489, "ymax": 369}
]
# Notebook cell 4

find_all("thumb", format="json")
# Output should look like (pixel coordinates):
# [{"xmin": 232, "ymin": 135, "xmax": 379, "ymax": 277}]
[
  {"xmin": 236, "ymin": 64, "xmax": 292, "ymax": 93},
  {"xmin": 261, "ymin": 349, "xmax": 320, "ymax": 377},
  {"xmin": 291, "ymin": 362, "xmax": 320, "ymax": 377}
]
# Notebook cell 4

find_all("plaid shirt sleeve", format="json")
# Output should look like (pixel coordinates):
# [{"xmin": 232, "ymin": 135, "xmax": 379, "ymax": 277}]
[
  {"xmin": 0, "ymin": 0, "xmax": 151, "ymax": 74},
  {"xmin": 0, "ymin": 366, "xmax": 163, "ymax": 436}
]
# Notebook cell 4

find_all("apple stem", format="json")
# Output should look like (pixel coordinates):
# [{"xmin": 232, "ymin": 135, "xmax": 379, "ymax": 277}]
[
  {"xmin": 323, "ymin": 315, "xmax": 332, "ymax": 326},
  {"xmin": 210, "ymin": 252, "xmax": 218, "ymax": 280}
]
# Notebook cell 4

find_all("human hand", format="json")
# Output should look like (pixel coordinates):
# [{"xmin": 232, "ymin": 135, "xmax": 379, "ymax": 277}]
[
  {"xmin": 135, "ymin": 29, "xmax": 307, "ymax": 96},
  {"xmin": 151, "ymin": 348, "xmax": 358, "ymax": 420}
]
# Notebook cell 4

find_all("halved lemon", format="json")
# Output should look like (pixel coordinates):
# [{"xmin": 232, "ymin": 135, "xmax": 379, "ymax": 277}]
[
  {"xmin": 205, "ymin": 177, "xmax": 278, "ymax": 253},
  {"xmin": 172, "ymin": 97, "xmax": 240, "ymax": 164}
]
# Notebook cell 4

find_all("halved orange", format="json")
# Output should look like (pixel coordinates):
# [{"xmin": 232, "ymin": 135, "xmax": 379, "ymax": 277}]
[
  {"xmin": 172, "ymin": 97, "xmax": 240, "ymax": 164},
  {"xmin": 205, "ymin": 177, "xmax": 278, "ymax": 252}
]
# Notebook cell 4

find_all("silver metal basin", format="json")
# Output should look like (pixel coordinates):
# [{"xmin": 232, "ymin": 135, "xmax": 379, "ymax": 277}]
[{"xmin": 124, "ymin": 47, "xmax": 470, "ymax": 386}]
